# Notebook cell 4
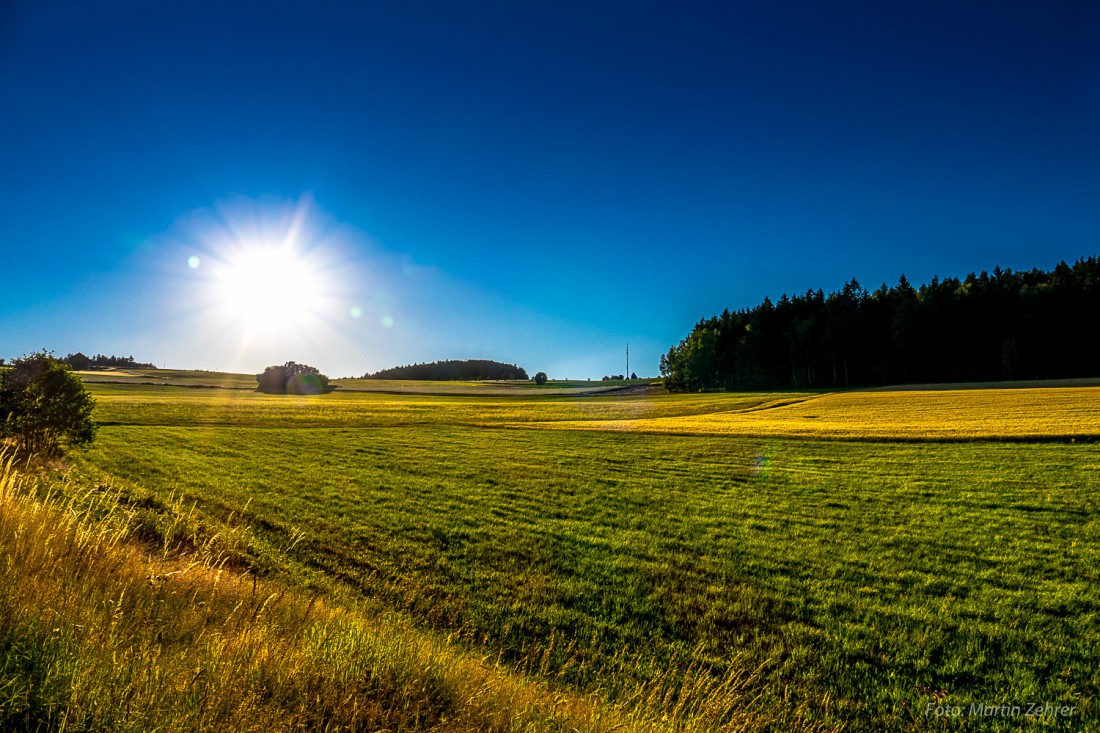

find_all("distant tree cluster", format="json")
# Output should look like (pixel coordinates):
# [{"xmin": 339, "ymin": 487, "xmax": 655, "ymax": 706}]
[
  {"xmin": 603, "ymin": 375, "xmax": 626, "ymax": 381},
  {"xmin": 1, "ymin": 351, "xmax": 96, "ymax": 457},
  {"xmin": 661, "ymin": 257, "xmax": 1100, "ymax": 391},
  {"xmin": 257, "ymin": 361, "xmax": 332, "ymax": 395},
  {"xmin": 62, "ymin": 353, "xmax": 158, "ymax": 370},
  {"xmin": 364, "ymin": 360, "xmax": 529, "ymax": 381}
]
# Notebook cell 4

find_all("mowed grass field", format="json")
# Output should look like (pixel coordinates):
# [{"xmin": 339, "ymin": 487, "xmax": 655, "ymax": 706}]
[{"xmin": 31, "ymin": 377, "xmax": 1100, "ymax": 729}]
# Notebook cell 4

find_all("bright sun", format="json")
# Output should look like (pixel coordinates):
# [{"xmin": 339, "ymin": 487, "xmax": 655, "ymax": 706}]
[{"xmin": 213, "ymin": 245, "xmax": 327, "ymax": 333}]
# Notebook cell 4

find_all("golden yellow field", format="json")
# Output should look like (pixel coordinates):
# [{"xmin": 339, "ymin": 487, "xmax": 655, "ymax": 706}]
[
  {"xmin": 86, "ymin": 372, "xmax": 1100, "ymax": 440},
  {"xmin": 527, "ymin": 386, "xmax": 1100, "ymax": 440}
]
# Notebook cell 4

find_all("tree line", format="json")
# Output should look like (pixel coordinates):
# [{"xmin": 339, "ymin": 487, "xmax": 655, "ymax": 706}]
[
  {"xmin": 62, "ymin": 353, "xmax": 158, "ymax": 370},
  {"xmin": 364, "ymin": 359, "xmax": 529, "ymax": 381},
  {"xmin": 661, "ymin": 257, "xmax": 1100, "ymax": 391}
]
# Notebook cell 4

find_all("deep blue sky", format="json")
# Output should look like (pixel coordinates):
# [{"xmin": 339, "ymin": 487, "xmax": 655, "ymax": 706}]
[{"xmin": 2, "ymin": 1, "xmax": 1098, "ymax": 378}]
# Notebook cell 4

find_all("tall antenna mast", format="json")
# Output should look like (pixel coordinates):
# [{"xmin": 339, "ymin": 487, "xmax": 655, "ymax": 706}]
[{"xmin": 626, "ymin": 342, "xmax": 630, "ymax": 379}]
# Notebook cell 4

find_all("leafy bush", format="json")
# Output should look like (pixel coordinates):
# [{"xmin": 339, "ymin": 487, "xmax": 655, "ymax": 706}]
[
  {"xmin": 256, "ymin": 361, "xmax": 332, "ymax": 395},
  {"xmin": 533, "ymin": 371, "xmax": 548, "ymax": 385},
  {"xmin": 0, "ymin": 351, "xmax": 96, "ymax": 457}
]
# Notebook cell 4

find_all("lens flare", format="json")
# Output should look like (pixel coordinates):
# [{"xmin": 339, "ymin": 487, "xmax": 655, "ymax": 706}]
[{"xmin": 752, "ymin": 449, "xmax": 773, "ymax": 476}]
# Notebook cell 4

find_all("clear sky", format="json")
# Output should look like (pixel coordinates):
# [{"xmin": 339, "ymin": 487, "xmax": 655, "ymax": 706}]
[{"xmin": 2, "ymin": 1, "xmax": 1098, "ymax": 379}]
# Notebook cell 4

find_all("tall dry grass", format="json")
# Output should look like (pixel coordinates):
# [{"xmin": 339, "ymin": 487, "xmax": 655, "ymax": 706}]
[{"xmin": 0, "ymin": 454, "xmax": 828, "ymax": 732}]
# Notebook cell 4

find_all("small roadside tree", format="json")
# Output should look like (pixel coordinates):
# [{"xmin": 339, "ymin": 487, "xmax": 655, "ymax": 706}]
[
  {"xmin": 533, "ymin": 371, "xmax": 548, "ymax": 385},
  {"xmin": 0, "ymin": 351, "xmax": 97, "ymax": 457}
]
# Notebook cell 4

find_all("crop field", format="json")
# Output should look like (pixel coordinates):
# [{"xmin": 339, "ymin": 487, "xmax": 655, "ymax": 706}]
[
  {"xmin": 78, "ymin": 369, "xmax": 653, "ymax": 395},
  {"xmin": 86, "ymin": 379, "xmax": 802, "ymax": 427},
  {"xmin": 537, "ymin": 386, "xmax": 1100, "ymax": 441},
  {"xmin": 14, "ymin": 377, "xmax": 1100, "ymax": 730},
  {"xmin": 76, "ymin": 368, "xmax": 261, "ymax": 390}
]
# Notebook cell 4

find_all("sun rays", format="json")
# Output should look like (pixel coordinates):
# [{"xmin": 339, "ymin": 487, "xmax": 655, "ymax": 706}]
[{"xmin": 176, "ymin": 196, "xmax": 356, "ymax": 371}]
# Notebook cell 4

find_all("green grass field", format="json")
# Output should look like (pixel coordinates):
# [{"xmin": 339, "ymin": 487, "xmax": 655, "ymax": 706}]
[{"xmin": 4, "ymin": 375, "xmax": 1098, "ymax": 730}]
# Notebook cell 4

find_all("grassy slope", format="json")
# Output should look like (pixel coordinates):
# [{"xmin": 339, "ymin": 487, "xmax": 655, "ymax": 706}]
[
  {"xmin": 1, "ymin": 458, "xmax": 748, "ymax": 733},
  {"xmin": 4, "ymin": 377, "xmax": 1097, "ymax": 730},
  {"xmin": 65, "ymin": 381, "xmax": 1100, "ymax": 730}
]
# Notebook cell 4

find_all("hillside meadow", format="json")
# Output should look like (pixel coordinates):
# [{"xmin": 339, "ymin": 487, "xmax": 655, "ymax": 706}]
[{"xmin": 2, "ymin": 373, "xmax": 1097, "ymax": 731}]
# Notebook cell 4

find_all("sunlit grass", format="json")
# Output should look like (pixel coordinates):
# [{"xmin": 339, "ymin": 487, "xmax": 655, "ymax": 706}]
[
  {"xmin": 6, "ymin": 378, "xmax": 1098, "ymax": 730},
  {"xmin": 0, "ymin": 455, "xmax": 810, "ymax": 732},
  {"xmin": 534, "ymin": 387, "xmax": 1100, "ymax": 440},
  {"xmin": 76, "ymin": 368, "xmax": 260, "ymax": 389},
  {"xmin": 86, "ymin": 381, "xmax": 801, "ymax": 427}
]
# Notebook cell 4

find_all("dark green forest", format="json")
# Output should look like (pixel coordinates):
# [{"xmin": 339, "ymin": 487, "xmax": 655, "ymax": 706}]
[
  {"xmin": 661, "ymin": 257, "xmax": 1100, "ymax": 391},
  {"xmin": 364, "ymin": 359, "xmax": 529, "ymax": 381}
]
